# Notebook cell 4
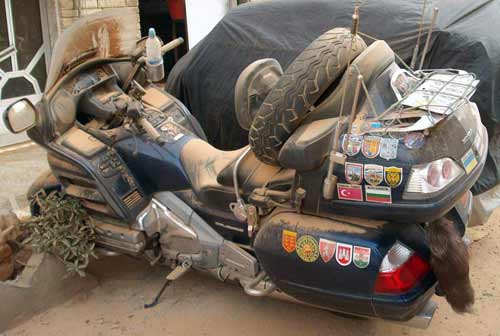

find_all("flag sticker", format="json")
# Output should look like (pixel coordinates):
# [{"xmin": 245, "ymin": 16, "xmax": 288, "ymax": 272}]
[
  {"xmin": 461, "ymin": 149, "xmax": 478, "ymax": 175},
  {"xmin": 337, "ymin": 184, "xmax": 363, "ymax": 202},
  {"xmin": 353, "ymin": 246, "xmax": 371, "ymax": 269},
  {"xmin": 365, "ymin": 186, "xmax": 392, "ymax": 204}
]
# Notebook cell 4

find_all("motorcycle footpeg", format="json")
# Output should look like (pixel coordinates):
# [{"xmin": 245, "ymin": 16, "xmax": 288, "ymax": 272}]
[{"xmin": 166, "ymin": 263, "xmax": 190, "ymax": 281}]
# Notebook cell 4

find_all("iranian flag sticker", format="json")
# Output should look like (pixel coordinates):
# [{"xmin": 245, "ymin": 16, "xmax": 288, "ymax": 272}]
[{"xmin": 365, "ymin": 185, "xmax": 392, "ymax": 204}]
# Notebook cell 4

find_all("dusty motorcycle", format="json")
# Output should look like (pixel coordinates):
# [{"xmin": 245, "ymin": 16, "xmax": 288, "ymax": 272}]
[{"xmin": 3, "ymin": 9, "xmax": 488, "ymax": 328}]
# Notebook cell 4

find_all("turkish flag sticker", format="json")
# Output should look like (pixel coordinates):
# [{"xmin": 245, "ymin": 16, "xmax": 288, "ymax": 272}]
[{"xmin": 337, "ymin": 183, "xmax": 363, "ymax": 202}]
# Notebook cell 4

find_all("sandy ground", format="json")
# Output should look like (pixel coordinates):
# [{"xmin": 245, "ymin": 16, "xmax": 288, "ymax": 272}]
[{"xmin": 2, "ymin": 146, "xmax": 500, "ymax": 336}]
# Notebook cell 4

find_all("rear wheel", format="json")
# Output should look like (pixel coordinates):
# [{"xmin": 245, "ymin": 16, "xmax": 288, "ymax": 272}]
[{"xmin": 249, "ymin": 28, "xmax": 366, "ymax": 165}]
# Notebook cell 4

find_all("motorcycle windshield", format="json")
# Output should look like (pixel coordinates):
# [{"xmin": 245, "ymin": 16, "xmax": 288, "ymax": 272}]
[{"xmin": 45, "ymin": 8, "xmax": 138, "ymax": 91}]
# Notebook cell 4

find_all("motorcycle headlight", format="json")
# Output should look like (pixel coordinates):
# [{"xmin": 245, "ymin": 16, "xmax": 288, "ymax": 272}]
[{"xmin": 403, "ymin": 158, "xmax": 465, "ymax": 199}]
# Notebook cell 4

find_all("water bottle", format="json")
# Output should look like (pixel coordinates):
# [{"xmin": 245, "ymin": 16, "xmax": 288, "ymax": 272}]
[{"xmin": 145, "ymin": 28, "xmax": 165, "ymax": 82}]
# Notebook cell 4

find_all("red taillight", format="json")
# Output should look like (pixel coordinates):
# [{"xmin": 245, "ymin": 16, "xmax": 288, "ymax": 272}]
[{"xmin": 374, "ymin": 246, "xmax": 430, "ymax": 294}]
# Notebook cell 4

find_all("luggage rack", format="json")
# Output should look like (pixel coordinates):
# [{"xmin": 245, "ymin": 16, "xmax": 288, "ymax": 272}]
[{"xmin": 359, "ymin": 69, "xmax": 478, "ymax": 136}]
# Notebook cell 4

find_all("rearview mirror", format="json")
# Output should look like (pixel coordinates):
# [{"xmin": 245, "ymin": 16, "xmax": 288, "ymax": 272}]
[{"xmin": 3, "ymin": 99, "xmax": 37, "ymax": 133}]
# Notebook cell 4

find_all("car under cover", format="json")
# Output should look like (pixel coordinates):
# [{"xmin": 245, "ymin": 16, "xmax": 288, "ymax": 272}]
[{"xmin": 165, "ymin": 0, "xmax": 500, "ymax": 194}]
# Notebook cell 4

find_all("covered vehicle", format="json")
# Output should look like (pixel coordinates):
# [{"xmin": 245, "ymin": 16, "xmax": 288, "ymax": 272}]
[{"xmin": 166, "ymin": 0, "xmax": 500, "ymax": 194}]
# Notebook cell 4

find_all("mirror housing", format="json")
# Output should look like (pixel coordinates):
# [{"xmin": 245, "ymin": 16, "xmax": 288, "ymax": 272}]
[{"xmin": 3, "ymin": 99, "xmax": 37, "ymax": 134}]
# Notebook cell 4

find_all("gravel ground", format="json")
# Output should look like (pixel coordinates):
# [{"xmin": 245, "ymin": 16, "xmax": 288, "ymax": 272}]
[{"xmin": 3, "ymin": 146, "xmax": 500, "ymax": 336}]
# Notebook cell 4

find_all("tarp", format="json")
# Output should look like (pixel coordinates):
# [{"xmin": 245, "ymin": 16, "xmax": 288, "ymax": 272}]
[{"xmin": 166, "ymin": 0, "xmax": 500, "ymax": 193}]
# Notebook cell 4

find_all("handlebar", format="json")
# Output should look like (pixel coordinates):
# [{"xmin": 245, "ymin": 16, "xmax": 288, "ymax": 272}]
[
  {"xmin": 137, "ymin": 37, "xmax": 184, "ymax": 64},
  {"xmin": 137, "ymin": 117, "xmax": 163, "ymax": 142}
]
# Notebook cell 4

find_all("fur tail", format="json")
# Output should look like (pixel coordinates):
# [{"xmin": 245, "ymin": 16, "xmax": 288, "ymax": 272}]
[{"xmin": 427, "ymin": 218, "xmax": 474, "ymax": 313}]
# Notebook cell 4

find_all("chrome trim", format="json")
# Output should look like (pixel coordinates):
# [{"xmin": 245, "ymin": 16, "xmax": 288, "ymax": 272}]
[
  {"xmin": 152, "ymin": 198, "xmax": 197, "ymax": 238},
  {"xmin": 397, "ymin": 300, "xmax": 437, "ymax": 329}
]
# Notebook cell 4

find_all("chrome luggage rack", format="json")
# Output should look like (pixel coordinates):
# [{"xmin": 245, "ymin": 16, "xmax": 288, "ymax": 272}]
[{"xmin": 359, "ymin": 69, "xmax": 479, "ymax": 135}]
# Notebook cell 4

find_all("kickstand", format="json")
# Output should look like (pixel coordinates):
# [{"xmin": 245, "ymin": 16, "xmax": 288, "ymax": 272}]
[
  {"xmin": 143, "ymin": 263, "xmax": 191, "ymax": 309},
  {"xmin": 144, "ymin": 279, "xmax": 171, "ymax": 309}
]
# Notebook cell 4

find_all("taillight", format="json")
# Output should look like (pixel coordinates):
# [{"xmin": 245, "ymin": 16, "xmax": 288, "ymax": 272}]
[{"xmin": 374, "ymin": 243, "xmax": 430, "ymax": 294}]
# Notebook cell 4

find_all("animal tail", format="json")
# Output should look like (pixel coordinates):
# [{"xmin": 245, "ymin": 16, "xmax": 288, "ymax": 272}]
[{"xmin": 427, "ymin": 218, "xmax": 474, "ymax": 313}]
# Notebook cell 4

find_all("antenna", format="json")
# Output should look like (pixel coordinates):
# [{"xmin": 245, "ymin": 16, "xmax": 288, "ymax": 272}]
[
  {"xmin": 418, "ymin": 7, "xmax": 439, "ymax": 71},
  {"xmin": 410, "ymin": 0, "xmax": 428, "ymax": 70},
  {"xmin": 323, "ymin": 6, "xmax": 360, "ymax": 200}
]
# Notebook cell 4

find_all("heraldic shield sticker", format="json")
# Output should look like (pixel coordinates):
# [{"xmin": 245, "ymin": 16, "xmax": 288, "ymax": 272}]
[
  {"xmin": 336, "ymin": 243, "xmax": 353, "ymax": 266},
  {"xmin": 319, "ymin": 238, "xmax": 336, "ymax": 263},
  {"xmin": 353, "ymin": 246, "xmax": 371, "ymax": 269},
  {"xmin": 342, "ymin": 134, "xmax": 363, "ymax": 156},
  {"xmin": 282, "ymin": 230, "xmax": 297, "ymax": 253},
  {"xmin": 384, "ymin": 166, "xmax": 403, "ymax": 188},
  {"xmin": 345, "ymin": 163, "xmax": 363, "ymax": 185}
]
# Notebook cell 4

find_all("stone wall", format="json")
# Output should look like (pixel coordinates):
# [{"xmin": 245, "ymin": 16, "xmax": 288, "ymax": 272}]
[{"xmin": 58, "ymin": 0, "xmax": 140, "ymax": 32}]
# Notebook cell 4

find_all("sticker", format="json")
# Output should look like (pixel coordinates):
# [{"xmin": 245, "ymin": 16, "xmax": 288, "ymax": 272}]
[
  {"xmin": 345, "ymin": 162, "xmax": 363, "ymax": 185},
  {"xmin": 365, "ymin": 185, "xmax": 392, "ymax": 204},
  {"xmin": 404, "ymin": 132, "xmax": 426, "ymax": 149},
  {"xmin": 384, "ymin": 166, "xmax": 403, "ymax": 188},
  {"xmin": 380, "ymin": 138, "xmax": 399, "ymax": 160},
  {"xmin": 342, "ymin": 135, "xmax": 363, "ymax": 157},
  {"xmin": 364, "ymin": 164, "xmax": 384, "ymax": 186},
  {"xmin": 336, "ymin": 243, "xmax": 353, "ymax": 266},
  {"xmin": 319, "ymin": 238, "xmax": 336, "ymax": 263},
  {"xmin": 337, "ymin": 184, "xmax": 363, "ymax": 202},
  {"xmin": 282, "ymin": 230, "xmax": 297, "ymax": 253},
  {"xmin": 296, "ymin": 235, "xmax": 320, "ymax": 263},
  {"xmin": 353, "ymin": 246, "xmax": 371, "ymax": 269},
  {"xmin": 461, "ymin": 149, "xmax": 478, "ymax": 175},
  {"xmin": 362, "ymin": 136, "xmax": 381, "ymax": 159}
]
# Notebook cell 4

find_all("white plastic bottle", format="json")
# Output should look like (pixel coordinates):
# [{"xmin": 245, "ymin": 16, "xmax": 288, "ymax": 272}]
[{"xmin": 145, "ymin": 28, "xmax": 165, "ymax": 81}]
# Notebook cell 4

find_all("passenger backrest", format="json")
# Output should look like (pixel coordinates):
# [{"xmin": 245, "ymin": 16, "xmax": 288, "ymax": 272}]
[{"xmin": 304, "ymin": 41, "xmax": 395, "ymax": 123}]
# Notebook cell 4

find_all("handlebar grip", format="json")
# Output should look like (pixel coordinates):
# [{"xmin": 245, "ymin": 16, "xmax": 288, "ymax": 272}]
[
  {"xmin": 138, "ymin": 117, "xmax": 162, "ymax": 141},
  {"xmin": 161, "ymin": 38, "xmax": 184, "ymax": 55},
  {"xmin": 138, "ymin": 38, "xmax": 184, "ymax": 64}
]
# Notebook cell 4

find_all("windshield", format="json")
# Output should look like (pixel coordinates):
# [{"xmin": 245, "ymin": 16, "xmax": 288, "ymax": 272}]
[{"xmin": 45, "ymin": 8, "xmax": 138, "ymax": 91}]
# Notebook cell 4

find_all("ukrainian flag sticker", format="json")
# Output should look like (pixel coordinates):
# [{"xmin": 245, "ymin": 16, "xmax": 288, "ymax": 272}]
[{"xmin": 461, "ymin": 149, "xmax": 478, "ymax": 175}]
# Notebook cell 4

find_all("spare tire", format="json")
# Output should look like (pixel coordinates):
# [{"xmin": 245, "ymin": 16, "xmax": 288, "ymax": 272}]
[{"xmin": 248, "ymin": 28, "xmax": 367, "ymax": 165}]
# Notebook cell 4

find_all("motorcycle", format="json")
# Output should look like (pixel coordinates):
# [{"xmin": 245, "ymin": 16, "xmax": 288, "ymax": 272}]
[{"xmin": 3, "ymin": 9, "xmax": 488, "ymax": 329}]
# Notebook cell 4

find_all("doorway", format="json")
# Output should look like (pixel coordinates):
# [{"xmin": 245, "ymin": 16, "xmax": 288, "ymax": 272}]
[
  {"xmin": 139, "ymin": 0, "xmax": 188, "ymax": 75},
  {"xmin": 0, "ymin": 0, "xmax": 49, "ymax": 146}
]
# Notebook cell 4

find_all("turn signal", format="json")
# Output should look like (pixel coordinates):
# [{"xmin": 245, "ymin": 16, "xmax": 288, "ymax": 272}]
[{"xmin": 374, "ymin": 243, "xmax": 430, "ymax": 294}]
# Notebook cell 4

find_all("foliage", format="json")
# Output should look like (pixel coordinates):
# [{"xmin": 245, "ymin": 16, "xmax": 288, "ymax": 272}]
[{"xmin": 22, "ymin": 190, "xmax": 96, "ymax": 276}]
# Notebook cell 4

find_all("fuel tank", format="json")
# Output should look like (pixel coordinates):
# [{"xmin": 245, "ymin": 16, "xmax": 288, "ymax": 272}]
[{"xmin": 254, "ymin": 210, "xmax": 435, "ymax": 321}]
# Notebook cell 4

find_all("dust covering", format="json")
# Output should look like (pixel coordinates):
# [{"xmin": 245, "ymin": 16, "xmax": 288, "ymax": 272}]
[{"xmin": 166, "ymin": 0, "xmax": 500, "ymax": 193}]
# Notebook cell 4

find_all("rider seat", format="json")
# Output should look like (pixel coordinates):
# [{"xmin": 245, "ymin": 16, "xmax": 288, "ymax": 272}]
[
  {"xmin": 180, "ymin": 139, "xmax": 294, "ymax": 210},
  {"xmin": 181, "ymin": 41, "xmax": 396, "ymax": 209}
]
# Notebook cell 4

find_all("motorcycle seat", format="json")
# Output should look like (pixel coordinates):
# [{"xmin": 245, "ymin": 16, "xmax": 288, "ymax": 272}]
[
  {"xmin": 304, "ymin": 40, "xmax": 395, "ymax": 123},
  {"xmin": 180, "ymin": 139, "xmax": 293, "ymax": 210}
]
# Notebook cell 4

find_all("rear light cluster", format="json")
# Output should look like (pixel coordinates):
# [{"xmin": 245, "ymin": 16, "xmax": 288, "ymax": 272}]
[
  {"xmin": 374, "ymin": 243, "xmax": 430, "ymax": 294},
  {"xmin": 404, "ymin": 158, "xmax": 464, "ymax": 198}
]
